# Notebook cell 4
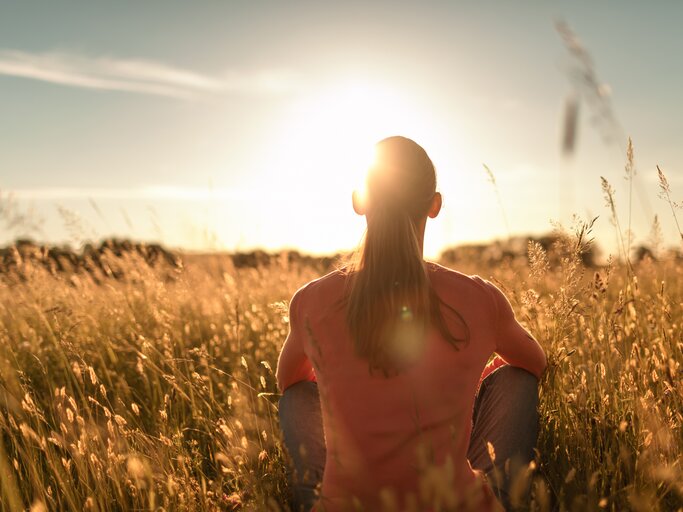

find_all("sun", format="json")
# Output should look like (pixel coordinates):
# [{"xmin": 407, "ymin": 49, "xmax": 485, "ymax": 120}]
[{"xmin": 253, "ymin": 80, "xmax": 461, "ymax": 255}]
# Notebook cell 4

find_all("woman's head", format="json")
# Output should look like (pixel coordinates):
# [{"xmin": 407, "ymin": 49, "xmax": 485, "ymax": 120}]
[
  {"xmin": 353, "ymin": 136, "xmax": 442, "ymax": 227},
  {"xmin": 346, "ymin": 136, "xmax": 462, "ymax": 376}
]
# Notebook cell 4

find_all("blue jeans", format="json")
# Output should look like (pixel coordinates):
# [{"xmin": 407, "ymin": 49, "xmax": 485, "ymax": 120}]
[{"xmin": 278, "ymin": 365, "xmax": 539, "ymax": 511}]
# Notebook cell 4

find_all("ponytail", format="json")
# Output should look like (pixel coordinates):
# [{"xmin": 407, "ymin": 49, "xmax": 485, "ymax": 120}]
[{"xmin": 345, "ymin": 137, "xmax": 468, "ymax": 375}]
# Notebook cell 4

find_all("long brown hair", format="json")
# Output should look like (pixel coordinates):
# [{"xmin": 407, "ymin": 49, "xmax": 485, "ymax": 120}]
[{"xmin": 346, "ymin": 136, "xmax": 468, "ymax": 375}]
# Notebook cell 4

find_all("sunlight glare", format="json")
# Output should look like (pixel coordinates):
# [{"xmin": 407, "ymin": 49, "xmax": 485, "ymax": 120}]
[{"xmin": 254, "ymin": 80, "xmax": 466, "ymax": 255}]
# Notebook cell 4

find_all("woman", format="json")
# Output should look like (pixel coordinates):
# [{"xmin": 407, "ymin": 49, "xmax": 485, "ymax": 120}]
[{"xmin": 276, "ymin": 136, "xmax": 547, "ymax": 511}]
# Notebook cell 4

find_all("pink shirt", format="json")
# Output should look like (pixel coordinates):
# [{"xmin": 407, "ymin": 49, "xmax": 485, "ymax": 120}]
[{"xmin": 277, "ymin": 262, "xmax": 546, "ymax": 511}]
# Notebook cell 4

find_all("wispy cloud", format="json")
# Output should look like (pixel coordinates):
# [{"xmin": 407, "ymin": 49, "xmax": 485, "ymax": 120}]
[
  {"xmin": 0, "ymin": 49, "xmax": 297, "ymax": 99},
  {"xmin": 5, "ymin": 186, "xmax": 279, "ymax": 201}
]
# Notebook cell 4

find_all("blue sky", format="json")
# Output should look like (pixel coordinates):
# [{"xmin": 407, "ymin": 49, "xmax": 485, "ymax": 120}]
[{"xmin": 1, "ymin": 1, "xmax": 682, "ymax": 256}]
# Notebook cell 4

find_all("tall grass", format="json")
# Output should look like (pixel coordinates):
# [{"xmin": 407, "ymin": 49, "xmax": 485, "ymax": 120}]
[
  {"xmin": 0, "ymin": 231, "xmax": 681, "ymax": 510},
  {"xmin": 0, "ymin": 254, "xmax": 322, "ymax": 511}
]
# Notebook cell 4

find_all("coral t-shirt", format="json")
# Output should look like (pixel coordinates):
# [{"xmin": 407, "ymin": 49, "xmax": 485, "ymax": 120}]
[{"xmin": 277, "ymin": 262, "xmax": 546, "ymax": 511}]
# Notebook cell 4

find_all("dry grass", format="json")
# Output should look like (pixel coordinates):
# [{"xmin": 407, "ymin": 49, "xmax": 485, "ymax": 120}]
[
  {"xmin": 0, "ymin": 254, "xmax": 321, "ymax": 511},
  {"xmin": 0, "ymin": 235, "xmax": 681, "ymax": 511}
]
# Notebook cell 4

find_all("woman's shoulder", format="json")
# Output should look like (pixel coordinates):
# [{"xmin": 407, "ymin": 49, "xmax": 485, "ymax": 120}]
[
  {"xmin": 290, "ymin": 268, "xmax": 347, "ymax": 306},
  {"xmin": 426, "ymin": 261, "xmax": 494, "ymax": 290},
  {"xmin": 427, "ymin": 261, "xmax": 512, "ymax": 318}
]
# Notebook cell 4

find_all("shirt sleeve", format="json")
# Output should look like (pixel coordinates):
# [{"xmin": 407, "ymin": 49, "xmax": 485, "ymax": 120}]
[
  {"xmin": 488, "ymin": 281, "xmax": 547, "ymax": 379},
  {"xmin": 276, "ymin": 287, "xmax": 317, "ymax": 392}
]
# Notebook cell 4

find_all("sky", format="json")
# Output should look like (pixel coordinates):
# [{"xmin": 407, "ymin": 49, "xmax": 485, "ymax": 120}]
[{"xmin": 1, "ymin": 1, "xmax": 682, "ymax": 258}]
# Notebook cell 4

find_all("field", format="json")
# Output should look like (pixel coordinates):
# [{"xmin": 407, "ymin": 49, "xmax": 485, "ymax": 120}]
[{"xmin": 0, "ymin": 227, "xmax": 681, "ymax": 511}]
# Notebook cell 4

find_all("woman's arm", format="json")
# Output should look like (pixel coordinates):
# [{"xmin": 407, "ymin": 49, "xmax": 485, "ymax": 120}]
[
  {"xmin": 489, "ymin": 282, "xmax": 547, "ymax": 379},
  {"xmin": 276, "ymin": 289, "xmax": 317, "ymax": 392}
]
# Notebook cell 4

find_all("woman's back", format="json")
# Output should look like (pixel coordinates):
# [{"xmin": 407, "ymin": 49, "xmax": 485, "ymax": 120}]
[{"xmin": 279, "ymin": 261, "xmax": 544, "ymax": 510}]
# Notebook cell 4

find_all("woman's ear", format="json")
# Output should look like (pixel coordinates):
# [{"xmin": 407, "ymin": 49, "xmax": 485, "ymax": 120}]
[
  {"xmin": 352, "ymin": 190, "xmax": 366, "ymax": 215},
  {"xmin": 428, "ymin": 192, "xmax": 442, "ymax": 219}
]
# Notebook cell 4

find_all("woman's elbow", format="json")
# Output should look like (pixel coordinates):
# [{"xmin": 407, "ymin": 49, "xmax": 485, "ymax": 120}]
[
  {"xmin": 276, "ymin": 365, "xmax": 316, "ymax": 394},
  {"xmin": 535, "ymin": 347, "xmax": 548, "ymax": 379},
  {"xmin": 276, "ymin": 369, "xmax": 289, "ymax": 394}
]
